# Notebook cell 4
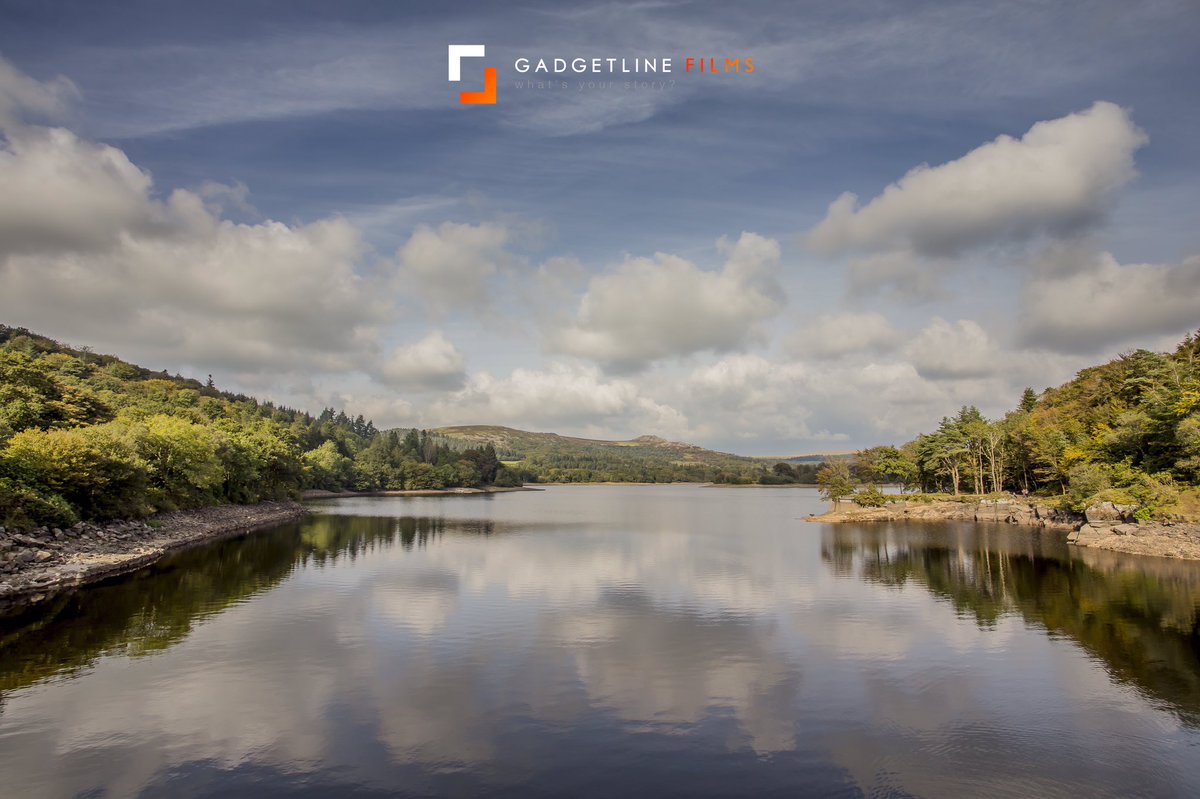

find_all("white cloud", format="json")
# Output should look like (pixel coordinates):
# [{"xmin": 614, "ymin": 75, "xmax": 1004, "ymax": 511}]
[
  {"xmin": 428, "ymin": 362, "xmax": 691, "ymax": 439},
  {"xmin": 550, "ymin": 232, "xmax": 785, "ymax": 371},
  {"xmin": 378, "ymin": 331, "xmax": 467, "ymax": 391},
  {"xmin": 0, "ymin": 127, "xmax": 156, "ymax": 256},
  {"xmin": 0, "ymin": 57, "xmax": 78, "ymax": 128},
  {"xmin": 394, "ymin": 221, "xmax": 510, "ymax": 311},
  {"xmin": 846, "ymin": 250, "xmax": 953, "ymax": 301},
  {"xmin": 788, "ymin": 312, "xmax": 898, "ymax": 360},
  {"xmin": 0, "ymin": 69, "xmax": 386, "ymax": 376},
  {"xmin": 1018, "ymin": 251, "xmax": 1200, "ymax": 353},
  {"xmin": 808, "ymin": 102, "xmax": 1147, "ymax": 257},
  {"xmin": 902, "ymin": 318, "xmax": 996, "ymax": 379}
]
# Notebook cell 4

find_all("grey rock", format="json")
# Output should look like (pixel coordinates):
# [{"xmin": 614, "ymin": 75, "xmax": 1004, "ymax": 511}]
[{"xmin": 1085, "ymin": 503, "xmax": 1121, "ymax": 524}]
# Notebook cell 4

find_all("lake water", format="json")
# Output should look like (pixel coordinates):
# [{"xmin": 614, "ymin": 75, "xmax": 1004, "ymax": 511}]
[{"xmin": 1, "ymin": 485, "xmax": 1199, "ymax": 797}]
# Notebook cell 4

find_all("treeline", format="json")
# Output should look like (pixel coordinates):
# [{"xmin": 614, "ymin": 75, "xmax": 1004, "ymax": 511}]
[
  {"xmin": 713, "ymin": 461, "xmax": 819, "ymax": 485},
  {"xmin": 819, "ymin": 332, "xmax": 1200, "ymax": 518},
  {"xmin": 506, "ymin": 456, "xmax": 817, "ymax": 485},
  {"xmin": 0, "ymin": 327, "xmax": 517, "ymax": 530}
]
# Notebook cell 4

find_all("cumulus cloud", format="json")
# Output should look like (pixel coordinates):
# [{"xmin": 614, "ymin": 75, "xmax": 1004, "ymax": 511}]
[
  {"xmin": 808, "ymin": 102, "xmax": 1147, "ymax": 258},
  {"xmin": 0, "ymin": 65, "xmax": 386, "ymax": 376},
  {"xmin": 394, "ymin": 221, "xmax": 510, "ymax": 311},
  {"xmin": 682, "ymin": 353, "xmax": 951, "ymax": 445},
  {"xmin": 378, "ymin": 331, "xmax": 467, "ymax": 391},
  {"xmin": 902, "ymin": 318, "xmax": 996, "ymax": 379},
  {"xmin": 550, "ymin": 232, "xmax": 785, "ymax": 371},
  {"xmin": 0, "ymin": 127, "xmax": 158, "ymax": 256},
  {"xmin": 428, "ymin": 362, "xmax": 691, "ymax": 439},
  {"xmin": 0, "ymin": 57, "xmax": 78, "ymax": 128},
  {"xmin": 788, "ymin": 312, "xmax": 898, "ymax": 360},
  {"xmin": 845, "ymin": 250, "xmax": 955, "ymax": 301},
  {"xmin": 1018, "ymin": 250, "xmax": 1200, "ymax": 353}
]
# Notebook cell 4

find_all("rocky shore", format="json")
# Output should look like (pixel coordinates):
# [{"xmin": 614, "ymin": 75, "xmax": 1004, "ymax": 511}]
[
  {"xmin": 1067, "ymin": 502, "xmax": 1200, "ymax": 560},
  {"xmin": 0, "ymin": 501, "xmax": 309, "ymax": 608},
  {"xmin": 808, "ymin": 497, "xmax": 1200, "ymax": 561},
  {"xmin": 808, "ymin": 497, "xmax": 1078, "ymax": 530}
]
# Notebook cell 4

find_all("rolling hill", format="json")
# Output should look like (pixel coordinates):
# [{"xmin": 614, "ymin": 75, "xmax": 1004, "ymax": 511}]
[{"xmin": 433, "ymin": 425, "xmax": 780, "ymax": 483}]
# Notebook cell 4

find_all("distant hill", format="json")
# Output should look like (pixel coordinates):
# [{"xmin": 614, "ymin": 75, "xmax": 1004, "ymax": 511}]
[
  {"xmin": 433, "ymin": 425, "xmax": 782, "ymax": 483},
  {"xmin": 754, "ymin": 452, "xmax": 854, "ymax": 465}
]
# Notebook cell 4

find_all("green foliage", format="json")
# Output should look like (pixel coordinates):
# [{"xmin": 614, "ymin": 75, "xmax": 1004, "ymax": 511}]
[
  {"xmin": 303, "ymin": 440, "xmax": 356, "ymax": 492},
  {"xmin": 892, "ymin": 331, "xmax": 1200, "ymax": 519},
  {"xmin": 852, "ymin": 445, "xmax": 918, "ymax": 491},
  {"xmin": 0, "ymin": 476, "xmax": 78, "ymax": 529},
  {"xmin": 817, "ymin": 460, "xmax": 858, "ymax": 507},
  {"xmin": 0, "ymin": 326, "xmax": 521, "ymax": 529},
  {"xmin": 853, "ymin": 485, "xmax": 888, "ymax": 507},
  {"xmin": 435, "ymin": 425, "xmax": 815, "ymax": 484},
  {"xmin": 5, "ymin": 425, "xmax": 149, "ymax": 520}
]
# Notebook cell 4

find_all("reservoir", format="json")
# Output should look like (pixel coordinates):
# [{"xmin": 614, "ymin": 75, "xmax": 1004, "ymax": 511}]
[{"xmin": 1, "ymin": 486, "xmax": 1198, "ymax": 797}]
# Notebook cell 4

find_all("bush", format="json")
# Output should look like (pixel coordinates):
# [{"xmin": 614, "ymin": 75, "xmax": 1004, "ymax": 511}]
[
  {"xmin": 131, "ymin": 415, "xmax": 224, "ymax": 509},
  {"xmin": 303, "ymin": 440, "xmax": 355, "ymax": 491},
  {"xmin": 0, "ymin": 477, "xmax": 77, "ymax": 530},
  {"xmin": 492, "ymin": 465, "xmax": 525, "ymax": 487},
  {"xmin": 402, "ymin": 462, "xmax": 444, "ymax": 490},
  {"xmin": 1067, "ymin": 462, "xmax": 1111, "ymax": 510},
  {"xmin": 854, "ymin": 485, "xmax": 888, "ymax": 507},
  {"xmin": 3, "ymin": 425, "xmax": 148, "ymax": 520},
  {"xmin": 1067, "ymin": 460, "xmax": 1179, "ymax": 517}
]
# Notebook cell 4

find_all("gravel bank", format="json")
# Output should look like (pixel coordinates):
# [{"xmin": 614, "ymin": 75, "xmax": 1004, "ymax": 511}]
[{"xmin": 0, "ymin": 501, "xmax": 309, "ymax": 608}]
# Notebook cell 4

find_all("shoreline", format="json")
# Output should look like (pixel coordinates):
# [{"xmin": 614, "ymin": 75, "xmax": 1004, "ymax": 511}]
[
  {"xmin": 0, "ymin": 501, "xmax": 310, "ymax": 609},
  {"xmin": 808, "ymin": 498, "xmax": 1200, "ymax": 561},
  {"xmin": 301, "ymin": 486, "xmax": 540, "ymax": 499}
]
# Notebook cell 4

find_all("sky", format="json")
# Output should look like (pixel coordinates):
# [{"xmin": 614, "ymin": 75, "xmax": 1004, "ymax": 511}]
[{"xmin": 1, "ymin": 0, "xmax": 1199, "ymax": 455}]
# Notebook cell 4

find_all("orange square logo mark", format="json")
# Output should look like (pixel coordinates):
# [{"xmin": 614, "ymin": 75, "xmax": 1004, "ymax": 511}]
[{"xmin": 448, "ymin": 45, "xmax": 496, "ymax": 105}]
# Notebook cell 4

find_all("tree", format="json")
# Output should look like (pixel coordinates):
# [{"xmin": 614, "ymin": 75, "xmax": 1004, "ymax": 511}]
[
  {"xmin": 772, "ymin": 462, "xmax": 798, "ymax": 482},
  {"xmin": 132, "ymin": 415, "xmax": 224, "ymax": 509},
  {"xmin": 817, "ymin": 460, "xmax": 858, "ymax": 509},
  {"xmin": 303, "ymin": 440, "xmax": 356, "ymax": 491}
]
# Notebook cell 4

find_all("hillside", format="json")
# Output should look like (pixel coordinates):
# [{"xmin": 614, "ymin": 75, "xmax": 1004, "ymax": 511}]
[
  {"xmin": 755, "ymin": 452, "xmax": 854, "ymax": 465},
  {"xmin": 0, "ymin": 326, "xmax": 512, "ymax": 530},
  {"xmin": 836, "ymin": 331, "xmax": 1200, "ymax": 519},
  {"xmin": 435, "ymin": 425, "xmax": 812, "ymax": 484}
]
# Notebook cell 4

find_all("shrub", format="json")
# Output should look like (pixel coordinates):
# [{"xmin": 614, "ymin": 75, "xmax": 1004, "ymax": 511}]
[
  {"xmin": 854, "ymin": 485, "xmax": 888, "ymax": 507},
  {"xmin": 130, "ymin": 415, "xmax": 224, "ymax": 509},
  {"xmin": 0, "ymin": 477, "xmax": 77, "ymax": 530},
  {"xmin": 3, "ymin": 425, "xmax": 148, "ymax": 520},
  {"xmin": 303, "ymin": 440, "xmax": 355, "ymax": 491},
  {"xmin": 1067, "ymin": 460, "xmax": 1179, "ymax": 517}
]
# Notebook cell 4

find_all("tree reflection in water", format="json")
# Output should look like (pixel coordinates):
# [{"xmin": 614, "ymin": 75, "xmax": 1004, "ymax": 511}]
[
  {"xmin": 822, "ymin": 522, "xmax": 1200, "ymax": 723},
  {"xmin": 0, "ymin": 515, "xmax": 487, "ymax": 696}
]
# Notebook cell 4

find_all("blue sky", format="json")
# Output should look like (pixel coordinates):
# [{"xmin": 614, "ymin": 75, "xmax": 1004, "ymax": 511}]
[{"xmin": 1, "ymin": 0, "xmax": 1198, "ymax": 453}]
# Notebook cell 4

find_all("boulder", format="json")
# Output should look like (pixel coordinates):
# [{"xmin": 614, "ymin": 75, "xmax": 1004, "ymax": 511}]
[{"xmin": 1084, "ymin": 502, "xmax": 1135, "ymax": 524}]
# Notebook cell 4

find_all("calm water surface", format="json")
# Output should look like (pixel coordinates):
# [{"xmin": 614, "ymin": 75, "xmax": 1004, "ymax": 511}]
[{"xmin": 1, "ymin": 486, "xmax": 1199, "ymax": 797}]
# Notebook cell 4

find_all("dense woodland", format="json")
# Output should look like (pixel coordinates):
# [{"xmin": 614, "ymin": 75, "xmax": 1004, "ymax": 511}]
[
  {"xmin": 820, "ymin": 333, "xmax": 1200, "ymax": 519},
  {"xmin": 0, "ymin": 327, "xmax": 513, "ymax": 530}
]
